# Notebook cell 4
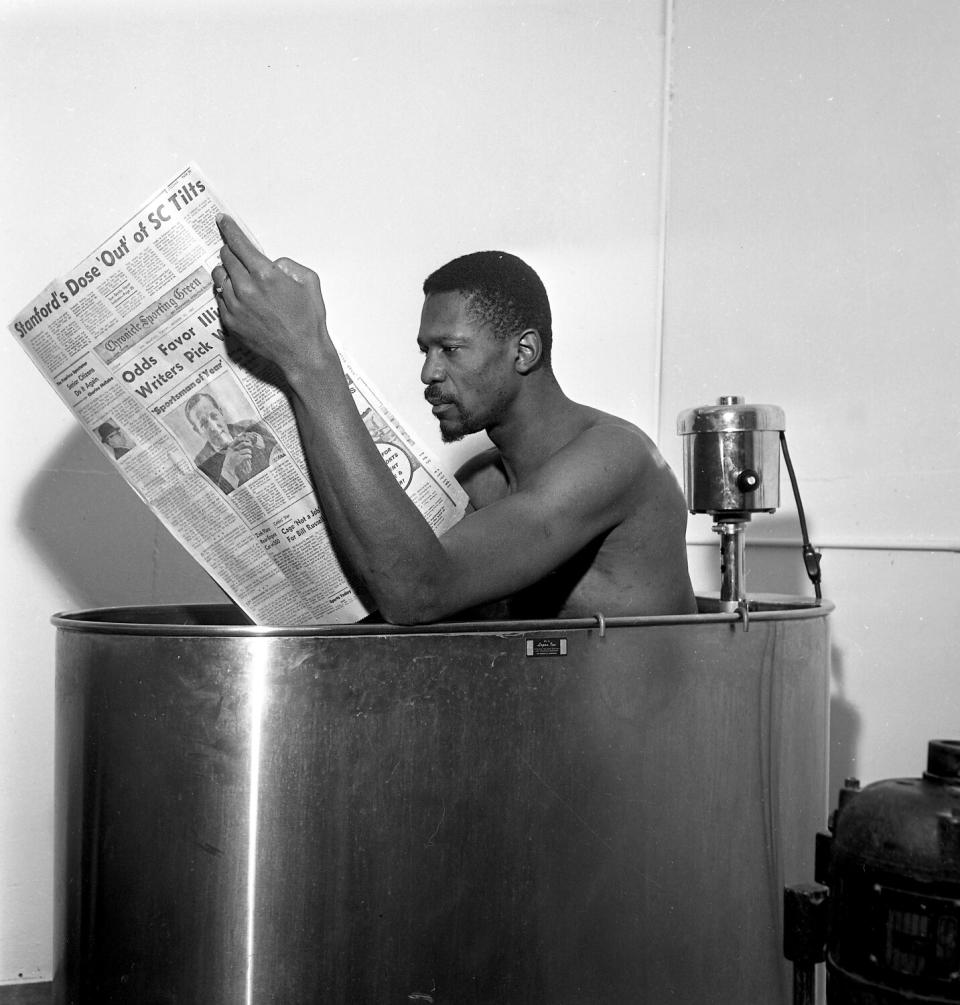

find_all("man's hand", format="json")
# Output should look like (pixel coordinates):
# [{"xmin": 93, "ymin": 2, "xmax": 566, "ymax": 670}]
[
  {"xmin": 221, "ymin": 433, "xmax": 255, "ymax": 487},
  {"xmin": 212, "ymin": 215, "xmax": 332, "ymax": 382}
]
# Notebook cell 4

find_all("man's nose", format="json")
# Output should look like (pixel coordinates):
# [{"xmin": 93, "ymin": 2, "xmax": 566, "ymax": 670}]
[{"xmin": 420, "ymin": 351, "xmax": 444, "ymax": 385}]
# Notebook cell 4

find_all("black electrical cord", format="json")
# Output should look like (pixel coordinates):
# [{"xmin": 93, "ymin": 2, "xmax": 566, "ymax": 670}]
[{"xmin": 779, "ymin": 431, "xmax": 823, "ymax": 600}]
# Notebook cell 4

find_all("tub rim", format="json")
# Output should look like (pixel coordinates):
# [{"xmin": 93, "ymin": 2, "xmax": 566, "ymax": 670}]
[{"xmin": 51, "ymin": 594, "xmax": 833, "ymax": 638}]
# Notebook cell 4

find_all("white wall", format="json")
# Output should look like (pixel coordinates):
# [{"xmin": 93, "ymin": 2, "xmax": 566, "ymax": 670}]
[
  {"xmin": 0, "ymin": 0, "xmax": 668, "ymax": 981},
  {"xmin": 4, "ymin": 0, "xmax": 959, "ymax": 986},
  {"xmin": 660, "ymin": 0, "xmax": 960, "ymax": 796}
]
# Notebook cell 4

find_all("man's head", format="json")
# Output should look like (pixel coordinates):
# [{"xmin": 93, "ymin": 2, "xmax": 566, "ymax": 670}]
[
  {"xmin": 419, "ymin": 252, "xmax": 553, "ymax": 443},
  {"xmin": 97, "ymin": 421, "xmax": 123, "ymax": 449},
  {"xmin": 422, "ymin": 251, "xmax": 552, "ymax": 368},
  {"xmin": 185, "ymin": 391, "xmax": 233, "ymax": 449}
]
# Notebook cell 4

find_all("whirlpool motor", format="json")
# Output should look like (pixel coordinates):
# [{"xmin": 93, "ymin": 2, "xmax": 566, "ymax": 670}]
[
  {"xmin": 677, "ymin": 395, "xmax": 822, "ymax": 624},
  {"xmin": 785, "ymin": 739, "xmax": 960, "ymax": 1004}
]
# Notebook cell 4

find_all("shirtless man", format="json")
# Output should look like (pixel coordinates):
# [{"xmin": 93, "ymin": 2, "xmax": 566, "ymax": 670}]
[{"xmin": 212, "ymin": 215, "xmax": 696, "ymax": 623}]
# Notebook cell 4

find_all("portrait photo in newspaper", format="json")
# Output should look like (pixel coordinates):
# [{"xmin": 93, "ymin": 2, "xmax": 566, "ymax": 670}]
[
  {"xmin": 95, "ymin": 419, "xmax": 136, "ymax": 460},
  {"xmin": 167, "ymin": 371, "xmax": 282, "ymax": 496}
]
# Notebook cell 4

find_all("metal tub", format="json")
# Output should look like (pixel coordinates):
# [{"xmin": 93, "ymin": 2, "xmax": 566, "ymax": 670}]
[{"xmin": 53, "ymin": 598, "xmax": 832, "ymax": 1004}]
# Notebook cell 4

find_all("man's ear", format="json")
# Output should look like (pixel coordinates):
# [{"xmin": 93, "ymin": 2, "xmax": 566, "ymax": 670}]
[{"xmin": 514, "ymin": 328, "xmax": 543, "ymax": 374}]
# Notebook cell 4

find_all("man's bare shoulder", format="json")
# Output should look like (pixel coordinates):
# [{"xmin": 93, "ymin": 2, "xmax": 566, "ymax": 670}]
[
  {"xmin": 553, "ymin": 406, "xmax": 669, "ymax": 483},
  {"xmin": 454, "ymin": 408, "xmax": 671, "ymax": 506},
  {"xmin": 578, "ymin": 405, "xmax": 650, "ymax": 445},
  {"xmin": 454, "ymin": 447, "xmax": 509, "ymax": 509},
  {"xmin": 557, "ymin": 408, "xmax": 690, "ymax": 536}
]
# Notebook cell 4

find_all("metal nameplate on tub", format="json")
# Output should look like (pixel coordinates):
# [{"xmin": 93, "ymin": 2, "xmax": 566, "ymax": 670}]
[{"xmin": 525, "ymin": 637, "xmax": 567, "ymax": 657}]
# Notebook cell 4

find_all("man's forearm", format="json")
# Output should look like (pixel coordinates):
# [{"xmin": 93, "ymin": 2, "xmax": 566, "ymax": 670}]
[
  {"xmin": 210, "ymin": 217, "xmax": 454, "ymax": 621},
  {"xmin": 286, "ymin": 355, "xmax": 448, "ymax": 622}
]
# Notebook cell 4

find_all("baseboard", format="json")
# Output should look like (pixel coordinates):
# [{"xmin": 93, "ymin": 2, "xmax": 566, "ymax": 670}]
[{"xmin": 0, "ymin": 983, "xmax": 52, "ymax": 1005}]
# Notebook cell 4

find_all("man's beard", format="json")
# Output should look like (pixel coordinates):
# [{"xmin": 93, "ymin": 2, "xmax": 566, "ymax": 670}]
[
  {"xmin": 439, "ymin": 415, "xmax": 467, "ymax": 443},
  {"xmin": 437, "ymin": 403, "xmax": 484, "ymax": 443},
  {"xmin": 426, "ymin": 389, "xmax": 478, "ymax": 443}
]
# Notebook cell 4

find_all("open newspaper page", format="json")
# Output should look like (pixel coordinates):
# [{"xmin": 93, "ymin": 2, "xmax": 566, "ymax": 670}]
[{"xmin": 8, "ymin": 163, "xmax": 468, "ymax": 625}]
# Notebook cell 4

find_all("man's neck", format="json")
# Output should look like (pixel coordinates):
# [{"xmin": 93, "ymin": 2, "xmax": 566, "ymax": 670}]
[{"xmin": 486, "ymin": 377, "xmax": 586, "ymax": 487}]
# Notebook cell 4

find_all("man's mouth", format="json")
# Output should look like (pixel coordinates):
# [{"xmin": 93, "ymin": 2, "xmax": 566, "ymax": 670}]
[{"xmin": 425, "ymin": 389, "xmax": 454, "ymax": 409}]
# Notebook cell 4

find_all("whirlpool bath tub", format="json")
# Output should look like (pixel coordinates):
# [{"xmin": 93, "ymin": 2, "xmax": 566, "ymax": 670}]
[{"xmin": 53, "ymin": 597, "xmax": 831, "ymax": 1004}]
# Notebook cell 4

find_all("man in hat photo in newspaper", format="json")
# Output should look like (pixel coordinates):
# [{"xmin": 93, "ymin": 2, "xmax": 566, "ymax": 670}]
[{"xmin": 96, "ymin": 421, "xmax": 134, "ymax": 460}]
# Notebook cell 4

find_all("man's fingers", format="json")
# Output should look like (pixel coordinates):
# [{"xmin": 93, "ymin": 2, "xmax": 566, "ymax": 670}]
[
  {"xmin": 217, "ymin": 214, "xmax": 268, "ymax": 273},
  {"xmin": 211, "ymin": 264, "xmax": 235, "ymax": 310},
  {"xmin": 275, "ymin": 257, "xmax": 311, "ymax": 285},
  {"xmin": 219, "ymin": 242, "xmax": 249, "ymax": 288}
]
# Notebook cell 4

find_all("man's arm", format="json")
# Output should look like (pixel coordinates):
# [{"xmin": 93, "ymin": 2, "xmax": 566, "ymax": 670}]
[
  {"xmin": 212, "ymin": 218, "xmax": 640, "ymax": 622},
  {"xmin": 214, "ymin": 216, "xmax": 458, "ymax": 618}
]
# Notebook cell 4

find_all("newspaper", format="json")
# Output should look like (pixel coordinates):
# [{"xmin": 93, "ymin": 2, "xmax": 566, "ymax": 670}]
[{"xmin": 8, "ymin": 163, "xmax": 468, "ymax": 625}]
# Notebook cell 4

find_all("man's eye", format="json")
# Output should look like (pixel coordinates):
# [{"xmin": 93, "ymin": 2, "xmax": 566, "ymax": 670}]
[{"xmin": 442, "ymin": 345, "xmax": 460, "ymax": 354}]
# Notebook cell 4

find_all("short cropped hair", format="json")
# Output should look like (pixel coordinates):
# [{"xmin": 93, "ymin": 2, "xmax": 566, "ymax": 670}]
[
  {"xmin": 184, "ymin": 391, "xmax": 220, "ymax": 429},
  {"xmin": 423, "ymin": 251, "xmax": 553, "ymax": 367}
]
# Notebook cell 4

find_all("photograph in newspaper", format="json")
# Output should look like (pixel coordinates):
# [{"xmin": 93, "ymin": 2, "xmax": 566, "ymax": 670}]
[
  {"xmin": 173, "ymin": 373, "xmax": 283, "ymax": 496},
  {"xmin": 95, "ymin": 419, "xmax": 136, "ymax": 460},
  {"xmin": 8, "ymin": 163, "xmax": 468, "ymax": 625}
]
